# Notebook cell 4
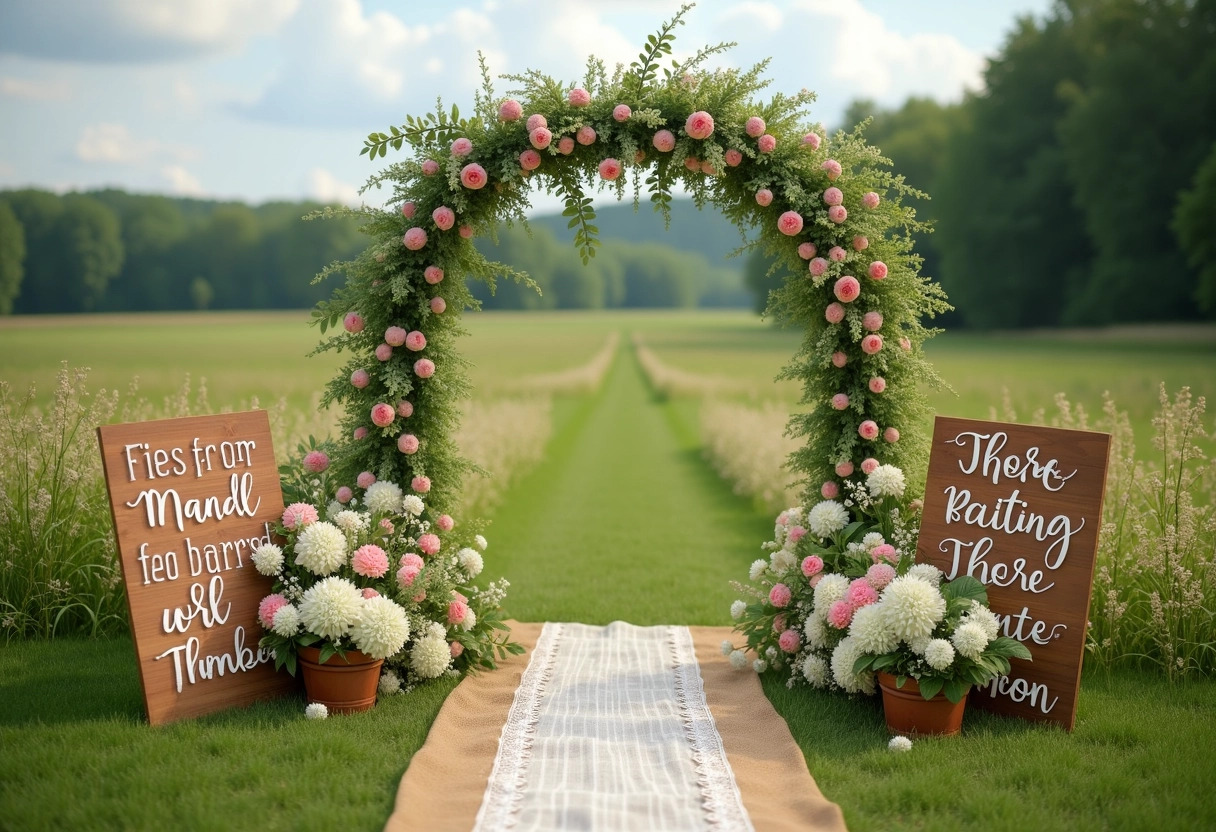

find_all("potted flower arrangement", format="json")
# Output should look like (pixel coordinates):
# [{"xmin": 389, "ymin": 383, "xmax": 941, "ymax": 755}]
[
  {"xmin": 251, "ymin": 443, "xmax": 521, "ymax": 714},
  {"xmin": 848, "ymin": 571, "xmax": 1032, "ymax": 735},
  {"xmin": 724, "ymin": 462, "xmax": 921, "ymax": 695}
]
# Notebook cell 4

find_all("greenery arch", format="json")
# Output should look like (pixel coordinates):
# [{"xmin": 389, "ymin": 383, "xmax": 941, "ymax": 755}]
[{"xmin": 309, "ymin": 5, "xmax": 949, "ymax": 516}]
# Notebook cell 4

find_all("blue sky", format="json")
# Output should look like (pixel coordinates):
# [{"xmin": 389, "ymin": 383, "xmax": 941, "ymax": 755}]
[{"xmin": 0, "ymin": 0, "xmax": 1053, "ymax": 213}]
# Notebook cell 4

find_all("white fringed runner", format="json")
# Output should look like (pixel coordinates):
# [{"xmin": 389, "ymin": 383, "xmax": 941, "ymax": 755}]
[{"xmin": 472, "ymin": 622, "xmax": 754, "ymax": 832}]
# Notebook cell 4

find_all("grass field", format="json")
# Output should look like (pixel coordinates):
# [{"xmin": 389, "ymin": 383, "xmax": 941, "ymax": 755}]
[{"xmin": 2, "ymin": 309, "xmax": 1215, "ymax": 831}]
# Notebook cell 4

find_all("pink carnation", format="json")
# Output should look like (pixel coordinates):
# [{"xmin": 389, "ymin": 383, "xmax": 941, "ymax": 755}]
[
  {"xmin": 831, "ymin": 393, "xmax": 850, "ymax": 410},
  {"xmin": 798, "ymin": 242, "xmax": 817, "ymax": 259},
  {"xmin": 802, "ymin": 132, "xmax": 821, "ymax": 150},
  {"xmin": 437, "ymin": 514, "xmax": 454, "ymax": 532},
  {"xmin": 863, "ymin": 311, "xmax": 883, "ymax": 331},
  {"xmin": 777, "ymin": 211, "xmax": 803, "ymax": 236},
  {"xmin": 400, "ymin": 201, "xmax": 416, "ymax": 219},
  {"xmin": 613, "ymin": 103, "xmax": 632, "ymax": 122},
  {"xmin": 424, "ymin": 265, "xmax": 444, "ymax": 284},
  {"xmin": 430, "ymin": 297, "xmax": 447, "ymax": 314},
  {"xmin": 859, "ymin": 420, "xmax": 880, "ymax": 440},
  {"xmin": 258, "ymin": 594, "xmax": 288, "ymax": 629},
  {"xmin": 282, "ymin": 502, "xmax": 318, "ymax": 529},
  {"xmin": 357, "ymin": 471, "xmax": 376, "ymax": 488},
  {"xmin": 396, "ymin": 564, "xmax": 421, "ymax": 588},
  {"xmin": 520, "ymin": 149, "xmax": 542, "ymax": 171},
  {"xmin": 447, "ymin": 600, "xmax": 469, "ymax": 625},
  {"xmin": 825, "ymin": 302, "xmax": 845, "ymax": 324},
  {"xmin": 778, "ymin": 628, "xmax": 801, "ymax": 653},
  {"xmin": 303, "ymin": 450, "xmax": 329, "ymax": 473},
  {"xmin": 403, "ymin": 227, "xmax": 428, "ymax": 250},
  {"xmin": 801, "ymin": 555, "xmax": 824, "ymax": 577},
  {"xmin": 450, "ymin": 137, "xmax": 473, "ymax": 157},
  {"xmin": 769, "ymin": 583, "xmax": 792, "ymax": 608},
  {"xmin": 828, "ymin": 205, "xmax": 848, "ymax": 224},
  {"xmin": 867, "ymin": 563, "xmax": 897, "ymax": 589},
  {"xmin": 835, "ymin": 460, "xmax": 854, "ymax": 477},
  {"xmin": 823, "ymin": 187, "xmax": 844, "ymax": 206},
  {"xmin": 868, "ymin": 261, "xmax": 888, "ymax": 280},
  {"xmin": 822, "ymin": 159, "xmax": 842, "ymax": 180},
  {"xmin": 568, "ymin": 87, "xmax": 591, "ymax": 107},
  {"xmin": 847, "ymin": 578, "xmax": 879, "ymax": 608},
  {"xmin": 417, "ymin": 533, "xmax": 441, "ymax": 556},
  {"xmin": 861, "ymin": 458, "xmax": 879, "ymax": 475},
  {"xmin": 833, "ymin": 276, "xmax": 861, "ymax": 303},
  {"xmin": 375, "ymin": 343, "xmax": 392, "ymax": 362},
  {"xmin": 829, "ymin": 246, "xmax": 847, "ymax": 262},
  {"xmin": 653, "ymin": 129, "xmax": 676, "ymax": 152},
  {"xmin": 405, "ymin": 330, "xmax": 427, "ymax": 351},
  {"xmin": 862, "ymin": 191, "xmax": 881, "ymax": 209},
  {"xmin": 557, "ymin": 136, "xmax": 575, "ymax": 155},
  {"xmin": 869, "ymin": 376, "xmax": 887, "ymax": 394},
  {"xmin": 755, "ymin": 188, "xmax": 773, "ymax": 207},
  {"xmin": 362, "ymin": 588, "xmax": 379, "ymax": 600},
  {"xmin": 809, "ymin": 257, "xmax": 829, "ymax": 277},
  {"xmin": 853, "ymin": 236, "xmax": 869, "ymax": 251},
  {"xmin": 352, "ymin": 544, "xmax": 389, "ymax": 579},
  {"xmin": 827, "ymin": 600, "xmax": 854, "ymax": 629},
  {"xmin": 371, "ymin": 403, "xmax": 395, "ymax": 428},
  {"xmin": 353, "ymin": 427, "xmax": 368, "ymax": 441},
  {"xmin": 861, "ymin": 334, "xmax": 883, "ymax": 355},
  {"xmin": 831, "ymin": 351, "xmax": 848, "ymax": 368},
  {"xmin": 745, "ymin": 116, "xmax": 766, "ymax": 137},
  {"xmin": 529, "ymin": 127, "xmax": 552, "ymax": 149},
  {"xmin": 757, "ymin": 134, "xmax": 776, "ymax": 153},
  {"xmin": 871, "ymin": 543, "xmax": 898, "ymax": 564},
  {"xmin": 421, "ymin": 159, "xmax": 440, "ymax": 176},
  {"xmin": 385, "ymin": 326, "xmax": 407, "ymax": 346},
  {"xmin": 773, "ymin": 614, "xmax": 787, "ymax": 633},
  {"xmin": 526, "ymin": 113, "xmax": 547, "ymax": 131},
  {"xmin": 700, "ymin": 160, "xmax": 716, "ymax": 175},
  {"xmin": 724, "ymin": 149, "xmax": 743, "ymax": 167},
  {"xmin": 411, "ymin": 475, "xmax": 431, "ymax": 493},
  {"xmin": 343, "ymin": 311, "xmax": 364, "ymax": 333},
  {"xmin": 336, "ymin": 486, "xmax": 353, "ymax": 503},
  {"xmin": 397, "ymin": 433, "xmax": 419, "ymax": 454},
  {"xmin": 432, "ymin": 206, "xmax": 455, "ymax": 230},
  {"xmin": 450, "ymin": 641, "xmax": 464, "ymax": 657},
  {"xmin": 685, "ymin": 110, "xmax": 715, "ymax": 140},
  {"xmin": 821, "ymin": 481, "xmax": 839, "ymax": 499},
  {"xmin": 414, "ymin": 358, "xmax": 436, "ymax": 378},
  {"xmin": 397, "ymin": 400, "xmax": 414, "ymax": 418},
  {"xmin": 350, "ymin": 369, "xmax": 370, "ymax": 389},
  {"xmin": 684, "ymin": 157, "xmax": 700, "ymax": 172},
  {"xmin": 499, "ymin": 99, "xmax": 523, "ymax": 121},
  {"xmin": 884, "ymin": 427, "xmax": 901, "ymax": 444},
  {"xmin": 576, "ymin": 126, "xmax": 597, "ymax": 146},
  {"xmin": 380, "ymin": 518, "xmax": 394, "ymax": 534},
  {"xmin": 400, "ymin": 552, "xmax": 424, "ymax": 570},
  {"xmin": 598, "ymin": 158, "xmax": 622, "ymax": 181},
  {"xmin": 460, "ymin": 163, "xmax": 488, "ymax": 190}
]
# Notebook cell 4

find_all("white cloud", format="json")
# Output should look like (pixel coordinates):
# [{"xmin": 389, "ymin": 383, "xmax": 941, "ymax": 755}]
[
  {"xmin": 162, "ymin": 165, "xmax": 205, "ymax": 196},
  {"xmin": 307, "ymin": 168, "xmax": 361, "ymax": 206},
  {"xmin": 75, "ymin": 123, "xmax": 199, "ymax": 165},
  {"xmin": 0, "ymin": 76, "xmax": 70, "ymax": 101}
]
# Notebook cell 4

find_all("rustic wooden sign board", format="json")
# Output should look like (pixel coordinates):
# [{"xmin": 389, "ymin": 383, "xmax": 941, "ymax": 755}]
[
  {"xmin": 98, "ymin": 410, "xmax": 296, "ymax": 725},
  {"xmin": 916, "ymin": 416, "xmax": 1110, "ymax": 731}
]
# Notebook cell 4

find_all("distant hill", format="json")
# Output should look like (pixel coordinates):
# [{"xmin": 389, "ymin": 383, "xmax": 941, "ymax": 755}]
[{"xmin": 529, "ymin": 198, "xmax": 753, "ymax": 272}]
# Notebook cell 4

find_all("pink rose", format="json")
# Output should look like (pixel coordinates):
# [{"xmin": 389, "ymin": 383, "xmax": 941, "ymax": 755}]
[
  {"xmin": 599, "ymin": 158, "xmax": 622, "ymax": 181},
  {"xmin": 258, "ymin": 594, "xmax": 287, "ymax": 629},
  {"xmin": 684, "ymin": 157, "xmax": 700, "ymax": 172},
  {"xmin": 699, "ymin": 160, "xmax": 715, "ymax": 175},
  {"xmin": 853, "ymin": 235, "xmax": 869, "ymax": 251},
  {"xmin": 432, "ymin": 206, "xmax": 455, "ymax": 230},
  {"xmin": 385, "ymin": 326, "xmax": 406, "ymax": 346},
  {"xmin": 867, "ymin": 563, "xmax": 897, "ymax": 590},
  {"xmin": 353, "ymin": 427, "xmax": 368, "ymax": 441},
  {"xmin": 460, "ymin": 163, "xmax": 487, "ymax": 189},
  {"xmin": 352, "ymin": 544, "xmax": 389, "ymax": 579},
  {"xmin": 834, "ymin": 276, "xmax": 861, "ymax": 303},
  {"xmin": 653, "ymin": 129, "xmax": 676, "ymax": 152},
  {"xmin": 831, "ymin": 393, "xmax": 849, "ymax": 410},
  {"xmin": 859, "ymin": 420, "xmax": 880, "ymax": 440},
  {"xmin": 801, "ymin": 555, "xmax": 824, "ymax": 577},
  {"xmin": 459, "ymin": 224, "xmax": 474, "ymax": 238},
  {"xmin": 823, "ymin": 187, "xmax": 844, "ymax": 206},
  {"xmin": 745, "ymin": 116, "xmax": 766, "ymax": 137},
  {"xmin": 351, "ymin": 369, "xmax": 370, "ymax": 389},
  {"xmin": 810, "ymin": 257, "xmax": 829, "ymax": 277},
  {"xmin": 869, "ymin": 376, "xmax": 886, "ymax": 394},
  {"xmin": 405, "ymin": 330, "xmax": 427, "ymax": 351},
  {"xmin": 847, "ymin": 578, "xmax": 878, "ymax": 608},
  {"xmin": 303, "ymin": 450, "xmax": 329, "ymax": 473},
  {"xmin": 498, "ymin": 99, "xmax": 522, "ymax": 121},
  {"xmin": 526, "ymin": 114, "xmax": 547, "ymax": 131},
  {"xmin": 576, "ymin": 125, "xmax": 596, "ymax": 146},
  {"xmin": 825, "ymin": 302, "xmax": 845, "ymax": 324},
  {"xmin": 802, "ymin": 132, "xmax": 821, "ymax": 150},
  {"xmin": 798, "ymin": 242, "xmax": 817, "ymax": 259},
  {"xmin": 778, "ymin": 628, "xmax": 801, "ymax": 653},
  {"xmin": 418, "ymin": 533, "xmax": 441, "ymax": 555},
  {"xmin": 371, "ymin": 403, "xmax": 395, "ymax": 427},
  {"xmin": 829, "ymin": 246, "xmax": 847, "ymax": 262},
  {"xmin": 450, "ymin": 137, "xmax": 472, "ymax": 157},
  {"xmin": 450, "ymin": 641, "xmax": 464, "ymax": 657},
  {"xmin": 724, "ymin": 148, "xmax": 742, "ymax": 167},
  {"xmin": 520, "ymin": 149, "xmax": 541, "ymax": 171},
  {"xmin": 755, "ymin": 188, "xmax": 773, "ymax": 207},
  {"xmin": 868, "ymin": 261, "xmax": 888, "ymax": 280},
  {"xmin": 773, "ymin": 614, "xmax": 787, "ymax": 633},
  {"xmin": 403, "ymin": 227, "xmax": 427, "ymax": 250},
  {"xmin": 412, "ymin": 475, "xmax": 431, "ymax": 493},
  {"xmin": 421, "ymin": 159, "xmax": 440, "ymax": 176},
  {"xmin": 613, "ymin": 103, "xmax": 632, "ymax": 122},
  {"xmin": 400, "ymin": 201, "xmax": 416, "ymax": 219},
  {"xmin": 397, "ymin": 400, "xmax": 414, "ymax": 417},
  {"xmin": 436, "ymin": 514, "xmax": 454, "ymax": 532},
  {"xmin": 336, "ymin": 486, "xmax": 353, "ymax": 503},
  {"xmin": 863, "ymin": 311, "xmax": 883, "ymax": 331},
  {"xmin": 831, "ymin": 351, "xmax": 847, "ymax": 368},
  {"xmin": 861, "ymin": 458, "xmax": 879, "ymax": 475},
  {"xmin": 685, "ymin": 110, "xmax": 715, "ymax": 140},
  {"xmin": 397, "ymin": 433, "xmax": 419, "ymax": 454},
  {"xmin": 777, "ymin": 211, "xmax": 803, "ymax": 236},
  {"xmin": 862, "ymin": 191, "xmax": 880, "ymax": 209},
  {"xmin": 447, "ymin": 600, "xmax": 469, "ymax": 625},
  {"xmin": 414, "ymin": 358, "xmax": 436, "ymax": 378},
  {"xmin": 282, "ymin": 503, "xmax": 318, "ymax": 529},
  {"xmin": 835, "ymin": 460, "xmax": 854, "ymax": 477},
  {"xmin": 884, "ymin": 427, "xmax": 900, "ymax": 444},
  {"xmin": 430, "ymin": 297, "xmax": 447, "ymax": 314},
  {"xmin": 822, "ymin": 159, "xmax": 842, "ymax": 180},
  {"xmin": 343, "ymin": 311, "xmax": 364, "ymax": 333},
  {"xmin": 529, "ymin": 127, "xmax": 552, "ymax": 149},
  {"xmin": 634, "ymin": 149, "xmax": 646, "ymax": 163},
  {"xmin": 828, "ymin": 205, "xmax": 848, "ymax": 224},
  {"xmin": 375, "ymin": 343, "xmax": 392, "ymax": 362},
  {"xmin": 357, "ymin": 471, "xmax": 376, "ymax": 488},
  {"xmin": 821, "ymin": 481, "xmax": 839, "ymax": 499},
  {"xmin": 568, "ymin": 87, "xmax": 590, "ymax": 107},
  {"xmin": 769, "ymin": 583, "xmax": 792, "ymax": 608},
  {"xmin": 827, "ymin": 599, "xmax": 853, "ymax": 629},
  {"xmin": 861, "ymin": 334, "xmax": 883, "ymax": 355},
  {"xmin": 557, "ymin": 136, "xmax": 575, "ymax": 155},
  {"xmin": 424, "ymin": 265, "xmax": 444, "ymax": 284},
  {"xmin": 757, "ymin": 134, "xmax": 776, "ymax": 153}
]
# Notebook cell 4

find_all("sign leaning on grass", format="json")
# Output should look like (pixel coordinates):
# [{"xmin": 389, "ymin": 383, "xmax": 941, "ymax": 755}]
[
  {"xmin": 916, "ymin": 416, "xmax": 1111, "ymax": 731},
  {"xmin": 98, "ymin": 411, "xmax": 295, "ymax": 725}
]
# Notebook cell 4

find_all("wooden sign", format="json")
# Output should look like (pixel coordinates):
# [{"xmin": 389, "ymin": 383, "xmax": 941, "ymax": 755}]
[
  {"xmin": 98, "ymin": 411, "xmax": 296, "ymax": 725},
  {"xmin": 916, "ymin": 416, "xmax": 1110, "ymax": 731}
]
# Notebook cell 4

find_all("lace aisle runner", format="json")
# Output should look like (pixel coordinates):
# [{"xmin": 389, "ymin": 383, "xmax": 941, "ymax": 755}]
[{"xmin": 472, "ymin": 622, "xmax": 754, "ymax": 832}]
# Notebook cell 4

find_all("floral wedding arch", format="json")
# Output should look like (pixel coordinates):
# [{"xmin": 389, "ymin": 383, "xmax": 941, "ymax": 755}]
[{"xmin": 308, "ymin": 4, "xmax": 949, "ymax": 518}]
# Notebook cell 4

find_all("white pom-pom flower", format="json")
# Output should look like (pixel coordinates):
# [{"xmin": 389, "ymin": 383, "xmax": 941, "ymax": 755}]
[
  {"xmin": 293, "ymin": 521, "xmax": 348, "ymax": 576},
  {"xmin": 889, "ymin": 735, "xmax": 913, "ymax": 752},
  {"xmin": 457, "ymin": 547, "xmax": 484, "ymax": 578},
  {"xmin": 882, "ymin": 576, "xmax": 946, "ymax": 642},
  {"xmin": 924, "ymin": 638, "xmax": 956, "ymax": 670},
  {"xmin": 364, "ymin": 481, "xmax": 404, "ymax": 514},
  {"xmin": 298, "ymin": 576, "xmax": 362, "ymax": 640},
  {"xmin": 270, "ymin": 603, "xmax": 300, "ymax": 638},
  {"xmin": 305, "ymin": 703, "xmax": 328, "ymax": 720},
  {"xmin": 867, "ymin": 464, "xmax": 907, "ymax": 499},
  {"xmin": 730, "ymin": 600, "xmax": 746, "ymax": 620},
  {"xmin": 350, "ymin": 596, "xmax": 410, "ymax": 659},
  {"xmin": 807, "ymin": 500, "xmax": 850, "ymax": 538},
  {"xmin": 951, "ymin": 621, "xmax": 991, "ymax": 660},
  {"xmin": 251, "ymin": 543, "xmax": 284, "ymax": 576},
  {"xmin": 410, "ymin": 634, "xmax": 452, "ymax": 679}
]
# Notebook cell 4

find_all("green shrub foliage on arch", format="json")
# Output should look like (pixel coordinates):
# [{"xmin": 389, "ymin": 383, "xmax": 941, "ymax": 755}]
[{"xmin": 310, "ymin": 4, "xmax": 949, "ymax": 511}]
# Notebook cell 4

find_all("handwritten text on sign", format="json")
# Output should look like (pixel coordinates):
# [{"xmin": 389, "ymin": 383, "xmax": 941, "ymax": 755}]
[
  {"xmin": 98, "ymin": 411, "xmax": 295, "ymax": 725},
  {"xmin": 916, "ymin": 416, "xmax": 1110, "ymax": 731}
]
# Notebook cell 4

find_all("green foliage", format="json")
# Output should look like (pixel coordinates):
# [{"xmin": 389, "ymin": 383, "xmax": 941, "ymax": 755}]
[
  {"xmin": 0, "ymin": 199, "xmax": 25, "ymax": 315},
  {"xmin": 1174, "ymin": 141, "xmax": 1216, "ymax": 314}
]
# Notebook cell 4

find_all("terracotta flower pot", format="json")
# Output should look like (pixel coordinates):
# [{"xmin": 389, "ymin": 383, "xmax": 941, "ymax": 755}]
[
  {"xmin": 298, "ymin": 646, "xmax": 383, "ymax": 714},
  {"xmin": 877, "ymin": 671, "xmax": 968, "ymax": 736}
]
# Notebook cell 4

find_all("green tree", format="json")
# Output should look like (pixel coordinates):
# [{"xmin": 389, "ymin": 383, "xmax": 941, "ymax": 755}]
[
  {"xmin": 93, "ymin": 190, "xmax": 189, "ymax": 311},
  {"xmin": 0, "ymin": 200, "xmax": 25, "ymax": 314},
  {"xmin": 743, "ymin": 248, "xmax": 787, "ymax": 315},
  {"xmin": 1174, "ymin": 142, "xmax": 1216, "ymax": 314}
]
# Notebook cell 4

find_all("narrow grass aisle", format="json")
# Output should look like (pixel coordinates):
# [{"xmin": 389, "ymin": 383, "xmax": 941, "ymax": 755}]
[{"xmin": 484, "ymin": 330, "xmax": 772, "ymax": 625}]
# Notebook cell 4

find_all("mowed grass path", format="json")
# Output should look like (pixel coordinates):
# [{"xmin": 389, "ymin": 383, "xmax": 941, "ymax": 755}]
[{"xmin": 486, "ymin": 336, "xmax": 772, "ymax": 624}]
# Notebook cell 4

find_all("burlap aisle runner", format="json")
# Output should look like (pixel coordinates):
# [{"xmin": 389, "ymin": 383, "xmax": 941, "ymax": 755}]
[{"xmin": 385, "ymin": 622, "xmax": 847, "ymax": 832}]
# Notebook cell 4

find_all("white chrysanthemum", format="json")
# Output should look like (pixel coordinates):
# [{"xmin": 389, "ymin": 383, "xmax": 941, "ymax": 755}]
[
  {"xmin": 474, "ymin": 534, "xmax": 488, "ymax": 550},
  {"xmin": 753, "ymin": 659, "xmax": 768, "ymax": 674},
  {"xmin": 298, "ymin": 576, "xmax": 362, "ymax": 640},
  {"xmin": 720, "ymin": 640, "xmax": 733, "ymax": 656},
  {"xmin": 951, "ymin": 621, "xmax": 991, "ymax": 660},
  {"xmin": 364, "ymin": 481, "xmax": 404, "ymax": 514},
  {"xmin": 305, "ymin": 702, "xmax": 328, "ymax": 720},
  {"xmin": 801, "ymin": 653, "xmax": 829, "ymax": 687},
  {"xmin": 849, "ymin": 603, "xmax": 899, "ymax": 655},
  {"xmin": 807, "ymin": 500, "xmax": 850, "ymax": 538},
  {"xmin": 251, "ymin": 543, "xmax": 284, "ymax": 576},
  {"xmin": 333, "ymin": 510, "xmax": 368, "ymax": 534},
  {"xmin": 401, "ymin": 495, "xmax": 425, "ymax": 517},
  {"xmin": 867, "ymin": 464, "xmax": 907, "ymax": 499},
  {"xmin": 862, "ymin": 532, "xmax": 885, "ymax": 549},
  {"xmin": 462, "ymin": 608, "xmax": 477, "ymax": 631},
  {"xmin": 906, "ymin": 563, "xmax": 943, "ymax": 586},
  {"xmin": 965, "ymin": 602, "xmax": 1002, "ymax": 640},
  {"xmin": 889, "ymin": 735, "xmax": 913, "ymax": 752},
  {"xmin": 730, "ymin": 600, "xmax": 746, "ymax": 620},
  {"xmin": 326, "ymin": 501, "xmax": 344, "ymax": 520},
  {"xmin": 749, "ymin": 559, "xmax": 768, "ymax": 581},
  {"xmin": 457, "ymin": 547, "xmax": 484, "ymax": 578},
  {"xmin": 729, "ymin": 650, "xmax": 748, "ymax": 670},
  {"xmin": 924, "ymin": 638, "xmax": 956, "ymax": 670},
  {"xmin": 813, "ymin": 574, "xmax": 850, "ymax": 617},
  {"xmin": 804, "ymin": 614, "xmax": 827, "ymax": 649},
  {"xmin": 378, "ymin": 669, "xmax": 402, "ymax": 695},
  {"xmin": 883, "ymin": 576, "xmax": 947, "ymax": 641},
  {"xmin": 770, "ymin": 548, "xmax": 796, "ymax": 574},
  {"xmin": 907, "ymin": 636, "xmax": 930, "ymax": 655},
  {"xmin": 410, "ymin": 635, "xmax": 452, "ymax": 679},
  {"xmin": 293, "ymin": 521, "xmax": 348, "ymax": 576},
  {"xmin": 270, "ymin": 603, "xmax": 300, "ymax": 637},
  {"xmin": 350, "ymin": 596, "xmax": 410, "ymax": 659},
  {"xmin": 830, "ymin": 636, "xmax": 876, "ymax": 695},
  {"xmin": 426, "ymin": 621, "xmax": 448, "ymax": 640}
]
